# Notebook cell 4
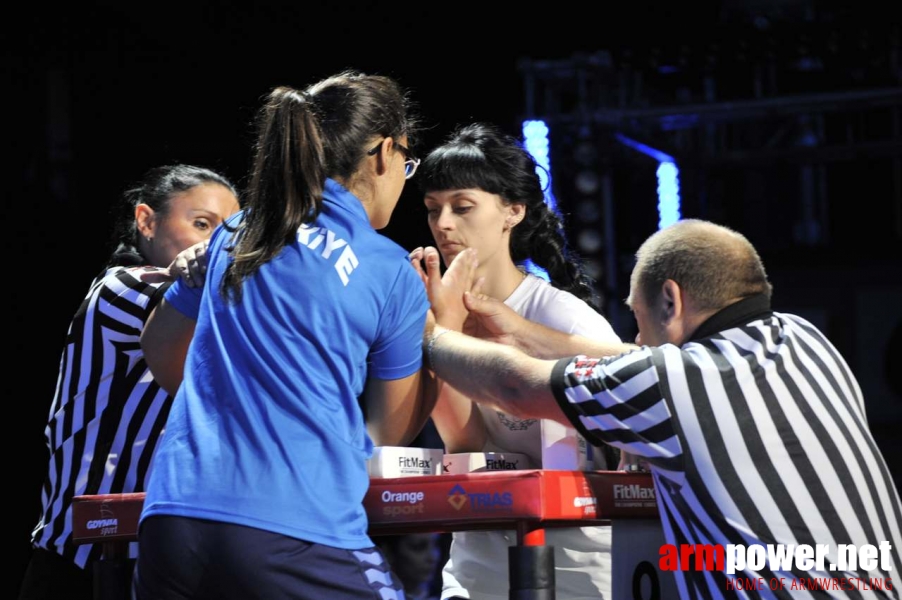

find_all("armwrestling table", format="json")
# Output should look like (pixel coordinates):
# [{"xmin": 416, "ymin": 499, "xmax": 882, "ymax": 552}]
[{"xmin": 72, "ymin": 469, "xmax": 659, "ymax": 599}]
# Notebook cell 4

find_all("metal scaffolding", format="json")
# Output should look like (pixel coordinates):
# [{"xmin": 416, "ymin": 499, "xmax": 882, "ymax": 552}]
[{"xmin": 517, "ymin": 24, "xmax": 902, "ymax": 329}]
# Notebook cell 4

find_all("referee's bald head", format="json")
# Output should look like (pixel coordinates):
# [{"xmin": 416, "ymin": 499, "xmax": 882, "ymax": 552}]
[{"xmin": 628, "ymin": 219, "xmax": 773, "ymax": 312}]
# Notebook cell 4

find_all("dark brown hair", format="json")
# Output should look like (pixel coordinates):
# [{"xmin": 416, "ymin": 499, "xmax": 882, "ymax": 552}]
[{"xmin": 221, "ymin": 71, "xmax": 417, "ymax": 301}]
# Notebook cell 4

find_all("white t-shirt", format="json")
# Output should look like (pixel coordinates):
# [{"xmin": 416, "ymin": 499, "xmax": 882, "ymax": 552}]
[{"xmin": 441, "ymin": 274, "xmax": 621, "ymax": 600}]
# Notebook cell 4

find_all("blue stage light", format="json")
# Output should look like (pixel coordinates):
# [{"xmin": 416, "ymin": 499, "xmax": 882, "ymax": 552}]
[
  {"xmin": 522, "ymin": 120, "xmax": 559, "ymax": 215},
  {"xmin": 521, "ymin": 120, "xmax": 558, "ymax": 281},
  {"xmin": 657, "ymin": 161, "xmax": 682, "ymax": 229}
]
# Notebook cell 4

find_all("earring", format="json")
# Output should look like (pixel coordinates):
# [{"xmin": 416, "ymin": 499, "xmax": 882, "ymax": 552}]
[{"xmin": 146, "ymin": 236, "xmax": 153, "ymax": 244}]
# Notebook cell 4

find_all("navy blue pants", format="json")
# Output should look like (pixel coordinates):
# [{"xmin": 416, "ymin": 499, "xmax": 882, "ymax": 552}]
[{"xmin": 133, "ymin": 516, "xmax": 405, "ymax": 600}]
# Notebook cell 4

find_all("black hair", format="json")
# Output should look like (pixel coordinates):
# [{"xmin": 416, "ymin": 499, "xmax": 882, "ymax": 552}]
[
  {"xmin": 417, "ymin": 123, "xmax": 597, "ymax": 305},
  {"xmin": 107, "ymin": 164, "xmax": 237, "ymax": 268}
]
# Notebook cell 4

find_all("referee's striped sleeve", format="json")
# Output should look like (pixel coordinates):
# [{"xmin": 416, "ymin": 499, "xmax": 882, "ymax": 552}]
[
  {"xmin": 551, "ymin": 355, "xmax": 582, "ymax": 430},
  {"xmin": 551, "ymin": 350, "xmax": 683, "ymax": 471}
]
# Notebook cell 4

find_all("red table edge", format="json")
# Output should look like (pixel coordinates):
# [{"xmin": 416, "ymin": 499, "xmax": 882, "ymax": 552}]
[{"xmin": 72, "ymin": 469, "xmax": 658, "ymax": 547}]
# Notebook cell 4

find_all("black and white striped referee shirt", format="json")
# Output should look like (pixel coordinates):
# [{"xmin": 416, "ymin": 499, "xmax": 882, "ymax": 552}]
[
  {"xmin": 31, "ymin": 266, "xmax": 172, "ymax": 568},
  {"xmin": 552, "ymin": 294, "xmax": 902, "ymax": 599}
]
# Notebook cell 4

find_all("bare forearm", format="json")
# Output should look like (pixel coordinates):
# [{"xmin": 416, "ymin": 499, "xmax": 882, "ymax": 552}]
[
  {"xmin": 406, "ymin": 369, "xmax": 441, "ymax": 445},
  {"xmin": 428, "ymin": 328, "xmax": 566, "ymax": 424},
  {"xmin": 430, "ymin": 382, "xmax": 488, "ymax": 453},
  {"xmin": 512, "ymin": 320, "xmax": 637, "ymax": 360},
  {"xmin": 366, "ymin": 369, "xmax": 437, "ymax": 447},
  {"xmin": 140, "ymin": 300, "xmax": 195, "ymax": 396}
]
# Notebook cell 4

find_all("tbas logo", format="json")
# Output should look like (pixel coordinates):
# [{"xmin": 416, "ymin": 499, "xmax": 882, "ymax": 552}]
[
  {"xmin": 447, "ymin": 484, "xmax": 513, "ymax": 513},
  {"xmin": 448, "ymin": 485, "xmax": 468, "ymax": 511},
  {"xmin": 613, "ymin": 484, "xmax": 656, "ymax": 500}
]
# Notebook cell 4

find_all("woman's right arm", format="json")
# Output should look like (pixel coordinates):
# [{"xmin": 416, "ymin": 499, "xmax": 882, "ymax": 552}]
[
  {"xmin": 430, "ymin": 374, "xmax": 489, "ymax": 453},
  {"xmin": 409, "ymin": 248, "xmax": 488, "ymax": 452},
  {"xmin": 140, "ymin": 298, "xmax": 196, "ymax": 395},
  {"xmin": 140, "ymin": 241, "xmax": 210, "ymax": 394},
  {"xmin": 363, "ymin": 369, "xmax": 434, "ymax": 447}
]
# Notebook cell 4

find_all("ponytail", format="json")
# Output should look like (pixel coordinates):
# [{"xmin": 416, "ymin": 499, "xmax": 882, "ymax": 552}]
[
  {"xmin": 221, "ymin": 72, "xmax": 415, "ymax": 303},
  {"xmin": 221, "ymin": 88, "xmax": 325, "ymax": 301}
]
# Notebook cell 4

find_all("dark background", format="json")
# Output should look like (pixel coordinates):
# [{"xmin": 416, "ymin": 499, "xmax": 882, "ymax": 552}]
[{"xmin": 8, "ymin": 0, "xmax": 901, "ymax": 595}]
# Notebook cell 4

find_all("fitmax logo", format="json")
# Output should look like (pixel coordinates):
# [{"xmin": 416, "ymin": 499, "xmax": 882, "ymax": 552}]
[
  {"xmin": 399, "ymin": 457, "xmax": 432, "ymax": 469},
  {"xmin": 614, "ymin": 484, "xmax": 656, "ymax": 500},
  {"xmin": 486, "ymin": 459, "xmax": 519, "ymax": 470}
]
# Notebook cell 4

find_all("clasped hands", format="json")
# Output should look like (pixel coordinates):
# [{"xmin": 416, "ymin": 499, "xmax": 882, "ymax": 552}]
[
  {"xmin": 409, "ymin": 246, "xmax": 651, "ymax": 474},
  {"xmin": 408, "ymin": 246, "xmax": 523, "ymax": 347}
]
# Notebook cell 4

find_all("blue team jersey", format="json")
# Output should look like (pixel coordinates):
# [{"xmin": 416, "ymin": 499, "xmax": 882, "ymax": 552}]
[{"xmin": 142, "ymin": 178, "xmax": 428, "ymax": 549}]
